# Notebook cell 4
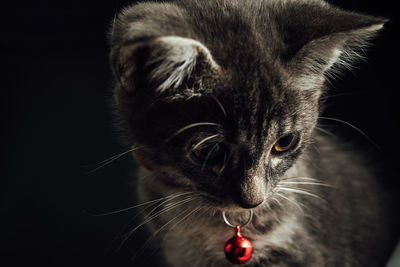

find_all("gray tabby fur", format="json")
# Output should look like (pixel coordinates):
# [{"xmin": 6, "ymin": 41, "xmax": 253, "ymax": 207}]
[{"xmin": 109, "ymin": 0, "xmax": 395, "ymax": 266}]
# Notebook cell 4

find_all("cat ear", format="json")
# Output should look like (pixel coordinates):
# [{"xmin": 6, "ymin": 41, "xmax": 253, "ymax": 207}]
[
  {"xmin": 114, "ymin": 36, "xmax": 220, "ymax": 98},
  {"xmin": 281, "ymin": 2, "xmax": 387, "ymax": 86}
]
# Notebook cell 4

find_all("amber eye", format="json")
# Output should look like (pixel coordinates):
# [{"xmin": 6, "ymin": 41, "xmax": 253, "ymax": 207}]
[
  {"xmin": 272, "ymin": 134, "xmax": 297, "ymax": 154},
  {"xmin": 192, "ymin": 142, "xmax": 224, "ymax": 163}
]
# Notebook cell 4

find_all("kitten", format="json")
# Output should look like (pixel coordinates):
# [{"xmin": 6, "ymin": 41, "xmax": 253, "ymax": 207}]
[{"xmin": 109, "ymin": 0, "xmax": 396, "ymax": 266}]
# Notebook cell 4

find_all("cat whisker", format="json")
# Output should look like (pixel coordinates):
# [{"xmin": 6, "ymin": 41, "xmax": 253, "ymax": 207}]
[
  {"xmin": 212, "ymin": 96, "xmax": 227, "ymax": 117},
  {"xmin": 137, "ymin": 192, "xmax": 200, "ymax": 223},
  {"xmin": 199, "ymin": 143, "xmax": 220, "ymax": 177},
  {"xmin": 119, "ymin": 195, "xmax": 201, "ymax": 245},
  {"xmin": 279, "ymin": 181, "xmax": 334, "ymax": 188},
  {"xmin": 212, "ymin": 150, "xmax": 231, "ymax": 186},
  {"xmin": 310, "ymin": 143, "xmax": 323, "ymax": 155},
  {"xmin": 219, "ymin": 149, "xmax": 231, "ymax": 175},
  {"xmin": 314, "ymin": 126, "xmax": 337, "ymax": 139},
  {"xmin": 270, "ymin": 196, "xmax": 283, "ymax": 208},
  {"xmin": 88, "ymin": 190, "xmax": 196, "ymax": 217},
  {"xmin": 192, "ymin": 134, "xmax": 219, "ymax": 151},
  {"xmin": 95, "ymin": 150, "xmax": 132, "ymax": 165},
  {"xmin": 280, "ymin": 176, "xmax": 324, "ymax": 183},
  {"xmin": 127, "ymin": 196, "xmax": 200, "ymax": 252},
  {"xmin": 137, "ymin": 205, "xmax": 205, "ymax": 260},
  {"xmin": 263, "ymin": 198, "xmax": 282, "ymax": 224},
  {"xmin": 276, "ymin": 186, "xmax": 327, "ymax": 203},
  {"xmin": 265, "ymin": 200, "xmax": 272, "ymax": 210},
  {"xmin": 275, "ymin": 192, "xmax": 305, "ymax": 215},
  {"xmin": 111, "ymin": 2, "xmax": 117, "ymax": 36},
  {"xmin": 163, "ymin": 122, "xmax": 219, "ymax": 144},
  {"xmin": 319, "ymin": 91, "xmax": 362, "ymax": 101},
  {"xmin": 113, "ymin": 191, "xmax": 199, "ymax": 252},
  {"xmin": 84, "ymin": 198, "xmax": 162, "ymax": 217},
  {"xmin": 163, "ymin": 205, "xmax": 204, "ymax": 240},
  {"xmin": 133, "ymin": 206, "xmax": 195, "ymax": 260},
  {"xmin": 131, "ymin": 213, "xmax": 183, "ymax": 260},
  {"xmin": 116, "ymin": 199, "xmax": 195, "ymax": 253},
  {"xmin": 86, "ymin": 146, "xmax": 141, "ymax": 174},
  {"xmin": 318, "ymin": 116, "xmax": 379, "ymax": 149}
]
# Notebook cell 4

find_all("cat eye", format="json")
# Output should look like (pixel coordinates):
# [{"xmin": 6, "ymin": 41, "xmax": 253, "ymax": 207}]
[
  {"xmin": 191, "ymin": 142, "xmax": 224, "ymax": 163},
  {"xmin": 272, "ymin": 134, "xmax": 298, "ymax": 154}
]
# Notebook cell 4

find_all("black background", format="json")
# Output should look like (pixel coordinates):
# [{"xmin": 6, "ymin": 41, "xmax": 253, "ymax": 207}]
[{"xmin": 1, "ymin": 0, "xmax": 399, "ymax": 266}]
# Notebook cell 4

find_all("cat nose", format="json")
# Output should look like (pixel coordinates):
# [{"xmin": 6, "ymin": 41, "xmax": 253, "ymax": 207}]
[
  {"xmin": 238, "ymin": 199, "xmax": 264, "ymax": 209},
  {"xmin": 232, "ymin": 192, "xmax": 265, "ymax": 209},
  {"xmin": 230, "ymin": 175, "xmax": 267, "ymax": 209}
]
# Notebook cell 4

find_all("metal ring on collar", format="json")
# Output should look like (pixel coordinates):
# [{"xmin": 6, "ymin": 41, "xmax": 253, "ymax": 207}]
[{"xmin": 222, "ymin": 209, "xmax": 253, "ymax": 228}]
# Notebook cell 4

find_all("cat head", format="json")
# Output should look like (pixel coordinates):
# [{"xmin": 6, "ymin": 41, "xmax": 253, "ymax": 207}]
[{"xmin": 109, "ymin": 0, "xmax": 386, "ymax": 209}]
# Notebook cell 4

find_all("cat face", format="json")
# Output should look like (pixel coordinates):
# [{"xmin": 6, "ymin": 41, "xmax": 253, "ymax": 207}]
[
  {"xmin": 113, "ymin": 37, "xmax": 320, "ymax": 208},
  {"xmin": 110, "ymin": 0, "xmax": 385, "ymax": 209}
]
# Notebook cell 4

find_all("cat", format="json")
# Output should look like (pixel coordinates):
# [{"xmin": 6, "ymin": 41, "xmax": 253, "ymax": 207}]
[{"xmin": 108, "ymin": 0, "xmax": 397, "ymax": 266}]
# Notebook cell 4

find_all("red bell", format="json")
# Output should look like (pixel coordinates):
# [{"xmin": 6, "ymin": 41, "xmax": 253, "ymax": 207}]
[{"xmin": 224, "ymin": 225, "xmax": 254, "ymax": 264}]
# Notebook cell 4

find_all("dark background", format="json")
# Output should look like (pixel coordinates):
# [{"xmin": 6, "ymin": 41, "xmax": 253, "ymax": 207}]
[{"xmin": 1, "ymin": 0, "xmax": 399, "ymax": 266}]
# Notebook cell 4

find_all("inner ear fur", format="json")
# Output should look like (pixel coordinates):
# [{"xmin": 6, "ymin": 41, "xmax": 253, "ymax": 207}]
[{"xmin": 115, "ymin": 36, "xmax": 220, "ymax": 98}]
